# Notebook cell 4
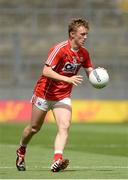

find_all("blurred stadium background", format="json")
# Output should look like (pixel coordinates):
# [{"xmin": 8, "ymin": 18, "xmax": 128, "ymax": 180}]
[
  {"xmin": 0, "ymin": 1, "xmax": 128, "ymax": 179},
  {"xmin": 0, "ymin": 0, "xmax": 128, "ymax": 122}
]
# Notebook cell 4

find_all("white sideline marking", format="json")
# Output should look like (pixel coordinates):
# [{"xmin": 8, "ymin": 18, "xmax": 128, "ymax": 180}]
[
  {"xmin": 1, "ymin": 144, "xmax": 128, "ymax": 148},
  {"xmin": 0, "ymin": 165, "xmax": 128, "ymax": 169}
]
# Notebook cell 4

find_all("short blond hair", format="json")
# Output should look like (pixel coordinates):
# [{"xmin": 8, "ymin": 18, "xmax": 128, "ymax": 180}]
[{"xmin": 68, "ymin": 18, "xmax": 89, "ymax": 37}]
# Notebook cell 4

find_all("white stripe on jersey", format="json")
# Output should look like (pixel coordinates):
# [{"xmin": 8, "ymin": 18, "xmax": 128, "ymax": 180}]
[{"xmin": 46, "ymin": 41, "xmax": 68, "ymax": 65}]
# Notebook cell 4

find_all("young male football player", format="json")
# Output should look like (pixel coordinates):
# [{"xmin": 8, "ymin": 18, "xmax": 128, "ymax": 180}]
[{"xmin": 16, "ymin": 18, "xmax": 93, "ymax": 172}]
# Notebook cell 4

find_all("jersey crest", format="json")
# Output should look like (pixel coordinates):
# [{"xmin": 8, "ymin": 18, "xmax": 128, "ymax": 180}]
[{"xmin": 62, "ymin": 61, "xmax": 81, "ymax": 74}]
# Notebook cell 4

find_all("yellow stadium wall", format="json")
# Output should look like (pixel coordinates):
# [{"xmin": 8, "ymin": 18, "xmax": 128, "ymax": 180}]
[
  {"xmin": 47, "ymin": 100, "xmax": 128, "ymax": 123},
  {"xmin": 0, "ymin": 100, "xmax": 128, "ymax": 123}
]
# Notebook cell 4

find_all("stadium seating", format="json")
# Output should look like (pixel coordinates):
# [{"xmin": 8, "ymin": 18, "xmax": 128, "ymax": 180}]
[{"xmin": 0, "ymin": 0, "xmax": 127, "ymax": 99}]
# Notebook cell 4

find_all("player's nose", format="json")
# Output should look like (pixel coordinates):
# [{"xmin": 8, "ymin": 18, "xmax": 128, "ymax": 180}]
[{"xmin": 84, "ymin": 34, "xmax": 88, "ymax": 39}]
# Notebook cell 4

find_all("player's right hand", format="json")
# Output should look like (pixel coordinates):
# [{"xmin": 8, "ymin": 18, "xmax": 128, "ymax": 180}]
[{"xmin": 68, "ymin": 75, "xmax": 83, "ymax": 86}]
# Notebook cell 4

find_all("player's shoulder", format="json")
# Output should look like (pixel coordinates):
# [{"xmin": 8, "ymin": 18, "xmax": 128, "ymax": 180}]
[
  {"xmin": 50, "ymin": 40, "xmax": 68, "ymax": 51},
  {"xmin": 79, "ymin": 46, "xmax": 90, "ymax": 57},
  {"xmin": 80, "ymin": 46, "xmax": 89, "ymax": 54}
]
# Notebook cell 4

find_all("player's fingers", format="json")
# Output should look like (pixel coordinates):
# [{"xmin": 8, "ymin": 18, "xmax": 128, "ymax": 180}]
[
  {"xmin": 75, "ymin": 79, "xmax": 82, "ymax": 83},
  {"xmin": 69, "ymin": 75, "xmax": 83, "ymax": 85},
  {"xmin": 76, "ymin": 75, "xmax": 83, "ymax": 79},
  {"xmin": 73, "ymin": 82, "xmax": 78, "ymax": 86},
  {"xmin": 98, "ymin": 67, "xmax": 106, "ymax": 71},
  {"xmin": 75, "ymin": 76, "xmax": 83, "ymax": 81},
  {"xmin": 75, "ymin": 77, "xmax": 83, "ymax": 82},
  {"xmin": 73, "ymin": 78, "xmax": 83, "ymax": 85}
]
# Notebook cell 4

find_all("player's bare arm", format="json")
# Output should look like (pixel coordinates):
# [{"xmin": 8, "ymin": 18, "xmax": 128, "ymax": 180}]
[
  {"xmin": 42, "ymin": 65, "xmax": 83, "ymax": 86},
  {"xmin": 85, "ymin": 67, "xmax": 93, "ymax": 77}
]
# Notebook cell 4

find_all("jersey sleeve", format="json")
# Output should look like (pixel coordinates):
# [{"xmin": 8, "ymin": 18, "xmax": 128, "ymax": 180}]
[
  {"xmin": 81, "ymin": 48, "xmax": 93, "ymax": 68},
  {"xmin": 45, "ymin": 46, "xmax": 62, "ymax": 68}
]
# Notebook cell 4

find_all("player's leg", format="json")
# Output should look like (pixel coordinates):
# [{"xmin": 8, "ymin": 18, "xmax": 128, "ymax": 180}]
[
  {"xmin": 53, "ymin": 106, "xmax": 71, "ymax": 154},
  {"xmin": 19, "ymin": 104, "xmax": 47, "ymax": 146},
  {"xmin": 51, "ymin": 98, "xmax": 72, "ymax": 172},
  {"xmin": 16, "ymin": 97, "xmax": 48, "ymax": 171}
]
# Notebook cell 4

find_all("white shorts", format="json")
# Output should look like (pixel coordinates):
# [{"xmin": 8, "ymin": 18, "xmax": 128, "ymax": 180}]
[{"xmin": 31, "ymin": 95, "xmax": 71, "ymax": 111}]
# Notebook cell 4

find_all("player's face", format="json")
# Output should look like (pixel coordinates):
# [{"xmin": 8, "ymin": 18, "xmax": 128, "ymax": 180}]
[{"xmin": 73, "ymin": 26, "xmax": 88, "ymax": 48}]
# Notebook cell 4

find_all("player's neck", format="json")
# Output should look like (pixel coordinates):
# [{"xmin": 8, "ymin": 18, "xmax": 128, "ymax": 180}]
[{"xmin": 69, "ymin": 39, "xmax": 80, "ymax": 51}]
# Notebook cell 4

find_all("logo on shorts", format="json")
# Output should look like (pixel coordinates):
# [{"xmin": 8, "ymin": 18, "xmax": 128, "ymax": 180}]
[{"xmin": 37, "ymin": 101, "xmax": 42, "ymax": 106}]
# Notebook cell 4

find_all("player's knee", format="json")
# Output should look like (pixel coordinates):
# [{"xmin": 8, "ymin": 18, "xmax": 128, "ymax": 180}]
[
  {"xmin": 65, "ymin": 120, "xmax": 71, "ymax": 129},
  {"xmin": 60, "ymin": 121, "xmax": 71, "ymax": 132}
]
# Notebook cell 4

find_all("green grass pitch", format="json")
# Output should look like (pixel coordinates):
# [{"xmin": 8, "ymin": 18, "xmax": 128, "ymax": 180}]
[{"xmin": 0, "ymin": 122, "xmax": 128, "ymax": 179}]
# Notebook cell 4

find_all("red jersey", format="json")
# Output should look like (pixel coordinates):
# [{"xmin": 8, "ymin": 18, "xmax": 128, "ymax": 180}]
[{"xmin": 33, "ymin": 40, "xmax": 93, "ymax": 100}]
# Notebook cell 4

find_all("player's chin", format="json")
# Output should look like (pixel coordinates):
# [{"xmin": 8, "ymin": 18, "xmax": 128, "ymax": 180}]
[
  {"xmin": 78, "ymin": 42, "xmax": 84, "ymax": 48},
  {"xmin": 81, "ymin": 41, "xmax": 85, "ymax": 46}
]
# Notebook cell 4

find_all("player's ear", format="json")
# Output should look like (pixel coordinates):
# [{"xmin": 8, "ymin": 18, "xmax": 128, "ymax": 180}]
[{"xmin": 70, "ymin": 31, "xmax": 75, "ymax": 38}]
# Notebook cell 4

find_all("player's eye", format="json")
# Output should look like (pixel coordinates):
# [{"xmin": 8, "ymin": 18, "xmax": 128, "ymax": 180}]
[{"xmin": 81, "ymin": 33, "xmax": 88, "ymax": 36}]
